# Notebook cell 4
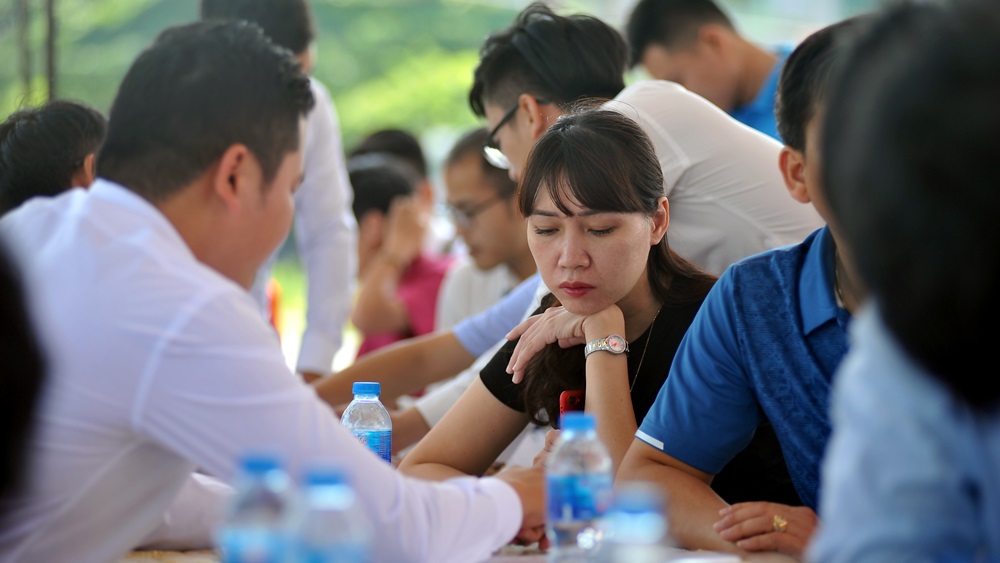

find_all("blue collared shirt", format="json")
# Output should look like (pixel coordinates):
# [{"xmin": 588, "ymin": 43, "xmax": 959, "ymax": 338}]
[
  {"xmin": 810, "ymin": 306, "xmax": 1000, "ymax": 562},
  {"xmin": 637, "ymin": 227, "xmax": 848, "ymax": 508},
  {"xmin": 729, "ymin": 44, "xmax": 793, "ymax": 141}
]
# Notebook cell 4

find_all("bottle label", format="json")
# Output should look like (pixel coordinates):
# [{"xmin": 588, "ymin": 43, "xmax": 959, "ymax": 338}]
[
  {"xmin": 218, "ymin": 528, "xmax": 286, "ymax": 563},
  {"xmin": 352, "ymin": 429, "xmax": 391, "ymax": 463},
  {"xmin": 546, "ymin": 473, "xmax": 613, "ymax": 522}
]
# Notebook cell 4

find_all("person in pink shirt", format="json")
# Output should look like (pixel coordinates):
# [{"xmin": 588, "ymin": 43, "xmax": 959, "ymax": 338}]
[{"xmin": 348, "ymin": 153, "xmax": 453, "ymax": 359}]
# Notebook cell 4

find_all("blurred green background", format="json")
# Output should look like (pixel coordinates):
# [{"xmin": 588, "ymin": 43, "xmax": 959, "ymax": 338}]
[{"xmin": 0, "ymin": 0, "xmax": 877, "ymax": 368}]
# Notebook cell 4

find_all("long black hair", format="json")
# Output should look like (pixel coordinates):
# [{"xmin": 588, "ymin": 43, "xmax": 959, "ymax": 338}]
[{"xmin": 516, "ymin": 108, "xmax": 715, "ymax": 426}]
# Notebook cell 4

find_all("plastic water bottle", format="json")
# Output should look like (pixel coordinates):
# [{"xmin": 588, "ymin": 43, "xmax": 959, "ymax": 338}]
[
  {"xmin": 546, "ymin": 412, "xmax": 613, "ymax": 562},
  {"xmin": 340, "ymin": 382, "xmax": 392, "ymax": 463},
  {"xmin": 597, "ymin": 482, "xmax": 672, "ymax": 563},
  {"xmin": 216, "ymin": 453, "xmax": 293, "ymax": 563},
  {"xmin": 287, "ymin": 464, "xmax": 371, "ymax": 563}
]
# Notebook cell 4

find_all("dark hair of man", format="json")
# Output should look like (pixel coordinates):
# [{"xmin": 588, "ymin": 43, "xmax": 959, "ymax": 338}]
[
  {"xmin": 516, "ymin": 108, "xmax": 716, "ymax": 425},
  {"xmin": 444, "ymin": 128, "xmax": 516, "ymax": 200},
  {"xmin": 349, "ymin": 128, "xmax": 428, "ymax": 179},
  {"xmin": 347, "ymin": 153, "xmax": 419, "ymax": 221},
  {"xmin": 0, "ymin": 100, "xmax": 106, "ymax": 215},
  {"xmin": 823, "ymin": 0, "xmax": 1000, "ymax": 409},
  {"xmin": 97, "ymin": 21, "xmax": 314, "ymax": 203},
  {"xmin": 0, "ymin": 238, "xmax": 46, "ymax": 522},
  {"xmin": 469, "ymin": 2, "xmax": 627, "ymax": 118},
  {"xmin": 199, "ymin": 0, "xmax": 316, "ymax": 55},
  {"xmin": 625, "ymin": 0, "xmax": 734, "ymax": 68},
  {"xmin": 774, "ymin": 16, "xmax": 865, "ymax": 153}
]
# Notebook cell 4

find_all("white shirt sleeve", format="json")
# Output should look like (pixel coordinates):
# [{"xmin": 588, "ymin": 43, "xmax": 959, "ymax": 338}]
[
  {"xmin": 291, "ymin": 78, "xmax": 358, "ymax": 374},
  {"xmin": 137, "ymin": 473, "xmax": 232, "ymax": 550},
  {"xmin": 137, "ymin": 291, "xmax": 521, "ymax": 563}
]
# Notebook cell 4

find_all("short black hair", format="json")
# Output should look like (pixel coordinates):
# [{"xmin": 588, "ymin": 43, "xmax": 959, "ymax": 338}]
[
  {"xmin": 444, "ymin": 128, "xmax": 516, "ymax": 199},
  {"xmin": 200, "ymin": 0, "xmax": 316, "ymax": 55},
  {"xmin": 775, "ymin": 16, "xmax": 866, "ymax": 152},
  {"xmin": 97, "ymin": 20, "xmax": 314, "ymax": 203},
  {"xmin": 625, "ymin": 0, "xmax": 734, "ymax": 68},
  {"xmin": 0, "ymin": 100, "xmax": 106, "ymax": 215},
  {"xmin": 347, "ymin": 153, "xmax": 419, "ymax": 221},
  {"xmin": 823, "ymin": 0, "xmax": 1000, "ymax": 409},
  {"xmin": 469, "ymin": 2, "xmax": 627, "ymax": 118},
  {"xmin": 349, "ymin": 128, "xmax": 428, "ymax": 179},
  {"xmin": 0, "ymin": 237, "xmax": 46, "ymax": 516}
]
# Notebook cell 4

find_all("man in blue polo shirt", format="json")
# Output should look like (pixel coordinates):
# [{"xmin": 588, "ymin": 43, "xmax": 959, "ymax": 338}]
[
  {"xmin": 625, "ymin": 0, "xmax": 791, "ymax": 140},
  {"xmin": 618, "ymin": 15, "xmax": 867, "ymax": 561}
]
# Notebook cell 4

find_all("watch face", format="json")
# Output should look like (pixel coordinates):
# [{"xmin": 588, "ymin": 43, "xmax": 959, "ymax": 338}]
[{"xmin": 607, "ymin": 335, "xmax": 627, "ymax": 353}]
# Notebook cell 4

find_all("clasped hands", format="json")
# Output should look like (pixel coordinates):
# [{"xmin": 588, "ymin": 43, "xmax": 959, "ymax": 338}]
[{"xmin": 714, "ymin": 501, "xmax": 818, "ymax": 560}]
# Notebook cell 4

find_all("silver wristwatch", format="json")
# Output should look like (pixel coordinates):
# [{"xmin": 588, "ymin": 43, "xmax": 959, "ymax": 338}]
[{"xmin": 584, "ymin": 334, "xmax": 629, "ymax": 358}]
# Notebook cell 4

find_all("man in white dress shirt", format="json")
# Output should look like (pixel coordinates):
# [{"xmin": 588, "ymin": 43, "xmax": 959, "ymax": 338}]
[
  {"xmin": 0, "ymin": 20, "xmax": 542, "ymax": 563},
  {"xmin": 201, "ymin": 0, "xmax": 358, "ymax": 381}
]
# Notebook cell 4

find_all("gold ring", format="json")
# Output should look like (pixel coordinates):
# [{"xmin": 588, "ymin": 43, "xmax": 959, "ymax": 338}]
[{"xmin": 772, "ymin": 514, "xmax": 788, "ymax": 533}]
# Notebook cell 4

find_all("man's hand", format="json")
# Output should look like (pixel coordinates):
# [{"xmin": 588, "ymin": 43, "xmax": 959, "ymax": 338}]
[
  {"xmin": 494, "ymin": 465, "xmax": 546, "ymax": 546},
  {"xmin": 714, "ymin": 502, "xmax": 818, "ymax": 560},
  {"xmin": 532, "ymin": 429, "xmax": 561, "ymax": 467}
]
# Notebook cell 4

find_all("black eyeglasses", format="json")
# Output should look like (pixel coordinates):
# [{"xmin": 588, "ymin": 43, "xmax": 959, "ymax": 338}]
[
  {"xmin": 447, "ymin": 195, "xmax": 505, "ymax": 229},
  {"xmin": 482, "ymin": 97, "xmax": 549, "ymax": 170}
]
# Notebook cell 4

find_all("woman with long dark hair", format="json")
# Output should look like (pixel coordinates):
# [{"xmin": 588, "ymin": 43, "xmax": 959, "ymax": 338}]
[{"xmin": 399, "ymin": 108, "xmax": 715, "ymax": 478}]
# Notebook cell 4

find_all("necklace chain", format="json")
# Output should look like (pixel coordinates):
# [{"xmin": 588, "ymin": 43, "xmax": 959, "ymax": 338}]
[
  {"xmin": 630, "ymin": 306, "xmax": 662, "ymax": 392},
  {"xmin": 833, "ymin": 248, "xmax": 847, "ymax": 308}
]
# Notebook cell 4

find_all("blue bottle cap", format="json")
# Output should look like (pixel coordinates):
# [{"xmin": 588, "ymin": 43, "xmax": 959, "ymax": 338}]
[
  {"xmin": 238, "ymin": 452, "xmax": 282, "ymax": 475},
  {"xmin": 352, "ymin": 381, "xmax": 381, "ymax": 396},
  {"xmin": 560, "ymin": 411, "xmax": 595, "ymax": 432},
  {"xmin": 303, "ymin": 464, "xmax": 351, "ymax": 487}
]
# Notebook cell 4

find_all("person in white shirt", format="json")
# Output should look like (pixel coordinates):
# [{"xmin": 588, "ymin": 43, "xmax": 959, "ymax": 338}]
[
  {"xmin": 201, "ymin": 0, "xmax": 358, "ymax": 382},
  {"xmin": 393, "ymin": 127, "xmax": 537, "ymax": 454},
  {"xmin": 0, "ymin": 21, "xmax": 543, "ymax": 563}
]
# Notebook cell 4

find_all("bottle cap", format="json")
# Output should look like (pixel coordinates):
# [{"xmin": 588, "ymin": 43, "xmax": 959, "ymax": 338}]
[
  {"xmin": 560, "ymin": 411, "xmax": 595, "ymax": 432},
  {"xmin": 238, "ymin": 452, "xmax": 282, "ymax": 475},
  {"xmin": 303, "ymin": 464, "xmax": 351, "ymax": 487},
  {"xmin": 352, "ymin": 381, "xmax": 381, "ymax": 396}
]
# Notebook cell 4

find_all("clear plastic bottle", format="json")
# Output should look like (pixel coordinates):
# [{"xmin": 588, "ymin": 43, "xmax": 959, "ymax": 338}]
[
  {"xmin": 340, "ymin": 381, "xmax": 392, "ymax": 463},
  {"xmin": 546, "ymin": 412, "xmax": 613, "ymax": 562},
  {"xmin": 216, "ymin": 452, "xmax": 293, "ymax": 563},
  {"xmin": 597, "ymin": 482, "xmax": 672, "ymax": 563},
  {"xmin": 287, "ymin": 464, "xmax": 371, "ymax": 563}
]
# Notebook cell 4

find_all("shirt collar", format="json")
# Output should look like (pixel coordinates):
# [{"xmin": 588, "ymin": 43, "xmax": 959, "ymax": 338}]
[
  {"xmin": 88, "ymin": 178, "xmax": 195, "ymax": 261},
  {"xmin": 799, "ymin": 226, "xmax": 840, "ymax": 335},
  {"xmin": 733, "ymin": 44, "xmax": 792, "ymax": 118}
]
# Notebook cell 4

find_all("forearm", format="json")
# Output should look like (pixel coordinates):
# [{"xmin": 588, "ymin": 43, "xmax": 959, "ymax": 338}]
[
  {"xmin": 617, "ymin": 448, "xmax": 742, "ymax": 553},
  {"xmin": 581, "ymin": 308, "xmax": 635, "ymax": 474},
  {"xmin": 391, "ymin": 407, "xmax": 431, "ymax": 454},
  {"xmin": 312, "ymin": 331, "xmax": 475, "ymax": 406},
  {"xmin": 351, "ymin": 255, "xmax": 409, "ymax": 334}
]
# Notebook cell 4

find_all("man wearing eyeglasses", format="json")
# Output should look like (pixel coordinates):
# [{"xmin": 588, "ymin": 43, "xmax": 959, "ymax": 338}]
[{"xmin": 473, "ymin": 3, "xmax": 821, "ymax": 277}]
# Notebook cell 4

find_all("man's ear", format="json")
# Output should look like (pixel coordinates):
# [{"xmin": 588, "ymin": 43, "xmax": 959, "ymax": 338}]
[
  {"xmin": 698, "ymin": 23, "xmax": 730, "ymax": 57},
  {"xmin": 71, "ymin": 153, "xmax": 97, "ymax": 188},
  {"xmin": 211, "ymin": 144, "xmax": 253, "ymax": 212},
  {"xmin": 779, "ymin": 146, "xmax": 811, "ymax": 204},
  {"xmin": 519, "ymin": 93, "xmax": 559, "ymax": 141}
]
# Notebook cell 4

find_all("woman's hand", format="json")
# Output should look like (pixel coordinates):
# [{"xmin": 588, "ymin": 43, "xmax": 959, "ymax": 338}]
[
  {"xmin": 504, "ymin": 305, "xmax": 623, "ymax": 383},
  {"xmin": 713, "ymin": 502, "xmax": 818, "ymax": 560},
  {"xmin": 532, "ymin": 429, "xmax": 561, "ymax": 467}
]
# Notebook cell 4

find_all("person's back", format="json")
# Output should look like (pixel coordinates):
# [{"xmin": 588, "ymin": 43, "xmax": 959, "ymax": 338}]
[
  {"xmin": 0, "ymin": 100, "xmax": 106, "ymax": 215},
  {"xmin": 625, "ymin": 0, "xmax": 789, "ymax": 139},
  {"xmin": 607, "ymin": 80, "xmax": 819, "ymax": 274}
]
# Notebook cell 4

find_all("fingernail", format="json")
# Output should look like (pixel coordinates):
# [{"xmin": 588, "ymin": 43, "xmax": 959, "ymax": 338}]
[
  {"xmin": 712, "ymin": 521, "xmax": 723, "ymax": 530},
  {"xmin": 718, "ymin": 507, "xmax": 731, "ymax": 515}
]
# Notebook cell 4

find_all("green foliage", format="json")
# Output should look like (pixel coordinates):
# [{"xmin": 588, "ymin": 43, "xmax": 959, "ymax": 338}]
[{"xmin": 0, "ymin": 0, "xmax": 514, "ymax": 140}]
